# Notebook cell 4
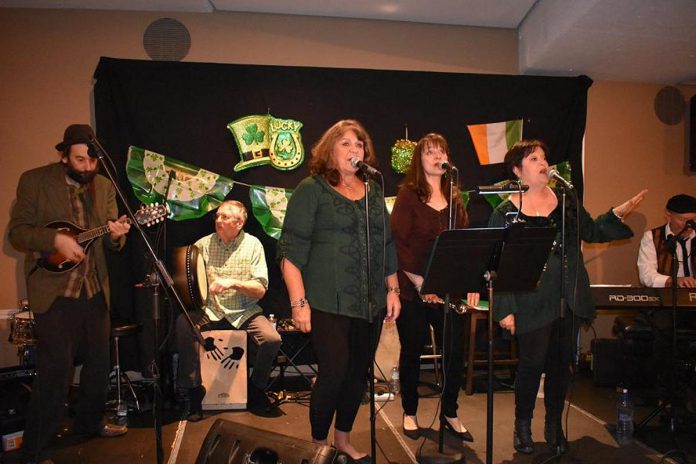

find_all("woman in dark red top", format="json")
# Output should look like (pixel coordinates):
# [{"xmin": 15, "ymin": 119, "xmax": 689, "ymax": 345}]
[{"xmin": 390, "ymin": 133, "xmax": 479, "ymax": 441}]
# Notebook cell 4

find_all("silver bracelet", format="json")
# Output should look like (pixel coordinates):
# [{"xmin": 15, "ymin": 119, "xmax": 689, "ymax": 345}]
[{"xmin": 290, "ymin": 297, "xmax": 308, "ymax": 308}]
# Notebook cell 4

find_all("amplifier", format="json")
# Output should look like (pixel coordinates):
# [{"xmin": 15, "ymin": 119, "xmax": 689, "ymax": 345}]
[{"xmin": 592, "ymin": 338, "xmax": 620, "ymax": 387}]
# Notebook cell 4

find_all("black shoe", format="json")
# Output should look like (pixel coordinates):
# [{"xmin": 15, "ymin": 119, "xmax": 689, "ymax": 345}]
[
  {"xmin": 545, "ymin": 417, "xmax": 568, "ymax": 454},
  {"xmin": 402, "ymin": 414, "xmax": 420, "ymax": 440},
  {"xmin": 442, "ymin": 416, "xmax": 474, "ymax": 442},
  {"xmin": 513, "ymin": 418, "xmax": 534, "ymax": 454},
  {"xmin": 183, "ymin": 385, "xmax": 206, "ymax": 422},
  {"xmin": 247, "ymin": 384, "xmax": 273, "ymax": 412}
]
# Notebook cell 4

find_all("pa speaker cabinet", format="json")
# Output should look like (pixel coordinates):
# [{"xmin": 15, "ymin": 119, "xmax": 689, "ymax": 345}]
[
  {"xmin": 591, "ymin": 338, "xmax": 620, "ymax": 387},
  {"xmin": 196, "ymin": 419, "xmax": 337, "ymax": 464}
]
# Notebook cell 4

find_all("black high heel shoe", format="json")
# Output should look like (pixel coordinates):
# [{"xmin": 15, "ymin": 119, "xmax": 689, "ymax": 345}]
[
  {"xmin": 443, "ymin": 416, "xmax": 474, "ymax": 442},
  {"xmin": 402, "ymin": 414, "xmax": 420, "ymax": 440}
]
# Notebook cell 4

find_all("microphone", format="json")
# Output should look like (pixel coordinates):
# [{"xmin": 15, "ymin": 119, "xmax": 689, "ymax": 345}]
[
  {"xmin": 438, "ymin": 161, "xmax": 458, "ymax": 172},
  {"xmin": 87, "ymin": 135, "xmax": 100, "ymax": 158},
  {"xmin": 686, "ymin": 219, "xmax": 696, "ymax": 230},
  {"xmin": 548, "ymin": 168, "xmax": 574, "ymax": 190},
  {"xmin": 476, "ymin": 182, "xmax": 529, "ymax": 195},
  {"xmin": 350, "ymin": 157, "xmax": 380, "ymax": 176}
]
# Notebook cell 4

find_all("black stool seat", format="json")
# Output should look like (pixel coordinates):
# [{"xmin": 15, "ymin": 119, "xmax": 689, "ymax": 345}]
[{"xmin": 112, "ymin": 322, "xmax": 140, "ymax": 338}]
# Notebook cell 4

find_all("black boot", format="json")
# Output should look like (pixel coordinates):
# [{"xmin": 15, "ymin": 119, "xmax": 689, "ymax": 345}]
[
  {"xmin": 247, "ymin": 384, "xmax": 272, "ymax": 413},
  {"xmin": 544, "ymin": 415, "xmax": 568, "ymax": 454},
  {"xmin": 186, "ymin": 385, "xmax": 206, "ymax": 422},
  {"xmin": 513, "ymin": 418, "xmax": 534, "ymax": 454}
]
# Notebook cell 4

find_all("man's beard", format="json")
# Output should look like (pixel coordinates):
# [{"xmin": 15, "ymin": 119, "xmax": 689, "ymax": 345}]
[{"xmin": 66, "ymin": 165, "xmax": 98, "ymax": 185}]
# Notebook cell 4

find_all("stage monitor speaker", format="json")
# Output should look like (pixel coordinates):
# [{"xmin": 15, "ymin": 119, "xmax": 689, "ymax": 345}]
[
  {"xmin": 691, "ymin": 95, "xmax": 696, "ymax": 171},
  {"xmin": 196, "ymin": 419, "xmax": 339, "ymax": 464}
]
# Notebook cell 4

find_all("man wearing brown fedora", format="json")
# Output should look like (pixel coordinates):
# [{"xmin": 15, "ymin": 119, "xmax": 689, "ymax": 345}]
[{"xmin": 9, "ymin": 123, "xmax": 131, "ymax": 464}]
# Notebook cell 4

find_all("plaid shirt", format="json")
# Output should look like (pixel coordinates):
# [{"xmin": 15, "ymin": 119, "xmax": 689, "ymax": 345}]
[
  {"xmin": 195, "ymin": 230, "xmax": 268, "ymax": 328},
  {"xmin": 64, "ymin": 177, "xmax": 100, "ymax": 299}
]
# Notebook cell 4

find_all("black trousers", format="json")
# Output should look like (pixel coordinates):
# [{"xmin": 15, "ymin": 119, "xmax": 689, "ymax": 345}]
[
  {"xmin": 308, "ymin": 309, "xmax": 382, "ymax": 441},
  {"xmin": 22, "ymin": 292, "xmax": 111, "ymax": 462},
  {"xmin": 515, "ymin": 314, "xmax": 581, "ymax": 422},
  {"xmin": 396, "ymin": 298, "xmax": 465, "ymax": 418}
]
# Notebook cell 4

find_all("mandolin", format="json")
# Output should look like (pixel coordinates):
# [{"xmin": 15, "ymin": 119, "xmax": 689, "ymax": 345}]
[{"xmin": 38, "ymin": 203, "xmax": 168, "ymax": 273}]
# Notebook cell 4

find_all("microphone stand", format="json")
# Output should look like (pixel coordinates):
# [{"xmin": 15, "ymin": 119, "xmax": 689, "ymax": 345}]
[
  {"xmin": 542, "ymin": 184, "xmax": 575, "ymax": 464},
  {"xmin": 90, "ymin": 138, "xmax": 214, "ymax": 464},
  {"xmin": 637, "ymin": 229, "xmax": 686, "ymax": 435},
  {"xmin": 360, "ymin": 171, "xmax": 377, "ymax": 463},
  {"xmin": 437, "ymin": 167, "xmax": 457, "ymax": 453}
]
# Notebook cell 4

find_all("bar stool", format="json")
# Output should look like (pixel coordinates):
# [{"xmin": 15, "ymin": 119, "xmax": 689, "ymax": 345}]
[
  {"xmin": 110, "ymin": 320, "xmax": 142, "ymax": 416},
  {"xmin": 464, "ymin": 308, "xmax": 518, "ymax": 395}
]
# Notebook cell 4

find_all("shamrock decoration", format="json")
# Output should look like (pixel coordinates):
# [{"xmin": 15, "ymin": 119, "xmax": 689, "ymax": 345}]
[{"xmin": 242, "ymin": 123, "xmax": 265, "ymax": 145}]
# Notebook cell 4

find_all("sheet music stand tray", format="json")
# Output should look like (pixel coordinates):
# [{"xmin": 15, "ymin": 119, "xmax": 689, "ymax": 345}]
[{"xmin": 421, "ymin": 223, "xmax": 555, "ymax": 463}]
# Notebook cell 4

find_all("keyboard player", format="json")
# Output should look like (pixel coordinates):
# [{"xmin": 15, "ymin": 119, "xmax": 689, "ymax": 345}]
[
  {"xmin": 636, "ymin": 193, "xmax": 696, "ymax": 406},
  {"xmin": 637, "ymin": 193, "xmax": 696, "ymax": 289}
]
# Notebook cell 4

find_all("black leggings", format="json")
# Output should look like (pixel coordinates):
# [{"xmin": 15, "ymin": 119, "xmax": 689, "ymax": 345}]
[
  {"xmin": 515, "ymin": 314, "xmax": 581, "ymax": 422},
  {"xmin": 309, "ymin": 309, "xmax": 382, "ymax": 440},
  {"xmin": 396, "ymin": 298, "xmax": 465, "ymax": 418}
]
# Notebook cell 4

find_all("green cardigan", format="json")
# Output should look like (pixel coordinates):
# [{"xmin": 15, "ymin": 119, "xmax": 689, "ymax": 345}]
[
  {"xmin": 277, "ymin": 175, "xmax": 397, "ymax": 320},
  {"xmin": 488, "ymin": 189, "xmax": 633, "ymax": 334}
]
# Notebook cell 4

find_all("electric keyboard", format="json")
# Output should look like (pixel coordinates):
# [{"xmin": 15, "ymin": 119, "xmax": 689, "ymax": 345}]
[{"xmin": 591, "ymin": 285, "xmax": 696, "ymax": 310}]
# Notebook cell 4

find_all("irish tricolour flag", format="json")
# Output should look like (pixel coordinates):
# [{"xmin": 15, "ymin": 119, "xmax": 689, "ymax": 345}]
[{"xmin": 467, "ymin": 119, "xmax": 523, "ymax": 165}]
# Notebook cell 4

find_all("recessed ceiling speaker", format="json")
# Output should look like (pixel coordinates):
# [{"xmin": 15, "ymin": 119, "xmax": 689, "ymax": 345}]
[
  {"xmin": 143, "ymin": 18, "xmax": 191, "ymax": 61},
  {"xmin": 654, "ymin": 86, "xmax": 684, "ymax": 126}
]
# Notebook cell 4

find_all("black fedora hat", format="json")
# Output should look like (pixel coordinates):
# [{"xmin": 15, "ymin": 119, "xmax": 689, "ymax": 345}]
[{"xmin": 55, "ymin": 124, "xmax": 95, "ymax": 151}]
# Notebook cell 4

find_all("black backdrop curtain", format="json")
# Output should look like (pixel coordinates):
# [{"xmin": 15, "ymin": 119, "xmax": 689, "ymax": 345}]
[{"xmin": 92, "ymin": 57, "xmax": 591, "ymax": 369}]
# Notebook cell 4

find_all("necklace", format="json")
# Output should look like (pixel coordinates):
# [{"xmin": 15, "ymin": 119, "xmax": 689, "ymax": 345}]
[
  {"xmin": 340, "ymin": 178, "xmax": 361, "ymax": 200},
  {"xmin": 524, "ymin": 192, "xmax": 544, "ymax": 216}
]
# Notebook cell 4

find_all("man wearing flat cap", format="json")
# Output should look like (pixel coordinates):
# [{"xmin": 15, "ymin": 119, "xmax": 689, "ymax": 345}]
[
  {"xmin": 9, "ymin": 123, "xmax": 131, "ymax": 464},
  {"xmin": 636, "ymin": 194, "xmax": 696, "ymax": 406},
  {"xmin": 638, "ymin": 194, "xmax": 696, "ymax": 288}
]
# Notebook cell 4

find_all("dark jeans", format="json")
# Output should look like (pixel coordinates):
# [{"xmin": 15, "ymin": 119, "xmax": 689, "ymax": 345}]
[
  {"xmin": 175, "ymin": 312, "xmax": 281, "ymax": 390},
  {"xmin": 396, "ymin": 298, "xmax": 465, "ymax": 418},
  {"xmin": 515, "ymin": 314, "xmax": 581, "ymax": 422},
  {"xmin": 22, "ymin": 292, "xmax": 110, "ymax": 462},
  {"xmin": 309, "ymin": 309, "xmax": 382, "ymax": 441}
]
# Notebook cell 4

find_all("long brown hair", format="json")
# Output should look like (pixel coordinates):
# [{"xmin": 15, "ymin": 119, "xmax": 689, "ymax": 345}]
[
  {"xmin": 308, "ymin": 119, "xmax": 377, "ymax": 186},
  {"xmin": 400, "ymin": 133, "xmax": 467, "ymax": 224}
]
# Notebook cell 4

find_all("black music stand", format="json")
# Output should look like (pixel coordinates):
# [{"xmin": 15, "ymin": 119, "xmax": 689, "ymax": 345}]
[{"xmin": 421, "ymin": 223, "xmax": 555, "ymax": 464}]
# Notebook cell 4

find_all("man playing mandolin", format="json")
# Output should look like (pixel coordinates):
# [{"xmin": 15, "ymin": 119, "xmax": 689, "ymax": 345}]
[{"xmin": 9, "ymin": 124, "xmax": 130, "ymax": 464}]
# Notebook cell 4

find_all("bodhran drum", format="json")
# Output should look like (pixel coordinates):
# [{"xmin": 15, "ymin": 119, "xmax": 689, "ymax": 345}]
[
  {"xmin": 172, "ymin": 245, "xmax": 209, "ymax": 312},
  {"xmin": 9, "ymin": 311, "xmax": 37, "ymax": 345}
]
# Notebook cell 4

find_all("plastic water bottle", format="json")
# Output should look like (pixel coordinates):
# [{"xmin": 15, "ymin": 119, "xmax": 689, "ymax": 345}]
[
  {"xmin": 616, "ymin": 388, "xmax": 634, "ymax": 445},
  {"xmin": 390, "ymin": 366, "xmax": 400, "ymax": 395},
  {"xmin": 268, "ymin": 314, "xmax": 277, "ymax": 330}
]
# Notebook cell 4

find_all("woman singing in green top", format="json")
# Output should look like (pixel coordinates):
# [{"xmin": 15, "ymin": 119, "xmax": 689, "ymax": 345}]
[{"xmin": 278, "ymin": 119, "xmax": 401, "ymax": 463}]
